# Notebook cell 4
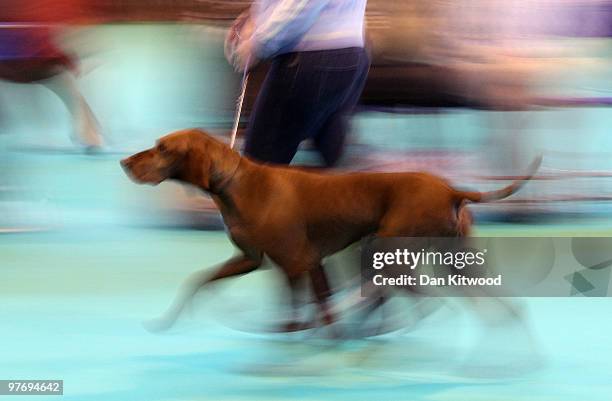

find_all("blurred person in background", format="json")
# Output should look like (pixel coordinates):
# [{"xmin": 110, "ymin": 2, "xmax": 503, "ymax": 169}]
[
  {"xmin": 0, "ymin": 0, "xmax": 103, "ymax": 150},
  {"xmin": 225, "ymin": 0, "xmax": 370, "ymax": 166}
]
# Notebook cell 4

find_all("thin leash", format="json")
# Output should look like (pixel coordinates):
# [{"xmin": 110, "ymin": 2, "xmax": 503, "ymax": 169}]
[{"xmin": 229, "ymin": 57, "xmax": 250, "ymax": 150}]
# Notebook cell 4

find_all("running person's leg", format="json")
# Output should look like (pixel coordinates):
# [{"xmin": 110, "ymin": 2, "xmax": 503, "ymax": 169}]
[
  {"xmin": 243, "ymin": 54, "xmax": 309, "ymax": 164},
  {"xmin": 244, "ymin": 48, "xmax": 369, "ymax": 165},
  {"xmin": 313, "ymin": 48, "xmax": 370, "ymax": 166}
]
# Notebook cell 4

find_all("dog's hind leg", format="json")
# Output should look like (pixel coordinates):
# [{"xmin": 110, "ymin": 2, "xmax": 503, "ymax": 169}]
[{"xmin": 144, "ymin": 252, "xmax": 262, "ymax": 333}]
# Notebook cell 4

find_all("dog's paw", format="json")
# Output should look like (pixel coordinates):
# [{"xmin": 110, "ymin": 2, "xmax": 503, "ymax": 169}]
[
  {"xmin": 277, "ymin": 320, "xmax": 316, "ymax": 333},
  {"xmin": 142, "ymin": 318, "xmax": 173, "ymax": 333}
]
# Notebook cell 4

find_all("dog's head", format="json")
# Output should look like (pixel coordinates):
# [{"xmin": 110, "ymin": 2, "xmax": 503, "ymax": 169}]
[{"xmin": 120, "ymin": 128, "xmax": 228, "ymax": 189}]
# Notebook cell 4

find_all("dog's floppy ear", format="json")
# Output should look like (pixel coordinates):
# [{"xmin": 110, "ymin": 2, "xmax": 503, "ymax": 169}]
[
  {"xmin": 176, "ymin": 129, "xmax": 229, "ymax": 191},
  {"xmin": 183, "ymin": 133, "xmax": 213, "ymax": 189}
]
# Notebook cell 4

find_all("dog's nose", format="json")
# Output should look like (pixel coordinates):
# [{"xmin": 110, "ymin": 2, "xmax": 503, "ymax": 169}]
[{"xmin": 120, "ymin": 158, "xmax": 132, "ymax": 170}]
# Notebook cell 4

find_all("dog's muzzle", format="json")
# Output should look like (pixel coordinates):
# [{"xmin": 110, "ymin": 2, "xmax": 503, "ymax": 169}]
[{"xmin": 120, "ymin": 155, "xmax": 166, "ymax": 185}]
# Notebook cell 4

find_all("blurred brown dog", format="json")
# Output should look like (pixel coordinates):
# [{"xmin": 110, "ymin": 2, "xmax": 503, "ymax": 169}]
[{"xmin": 121, "ymin": 128, "xmax": 540, "ymax": 332}]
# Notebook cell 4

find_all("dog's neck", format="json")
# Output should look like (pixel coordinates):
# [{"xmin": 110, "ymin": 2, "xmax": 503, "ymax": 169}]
[
  {"xmin": 209, "ymin": 153, "xmax": 242, "ymax": 195},
  {"xmin": 206, "ymin": 149, "xmax": 256, "ymax": 226},
  {"xmin": 181, "ymin": 140, "xmax": 259, "ymax": 223},
  {"xmin": 199, "ymin": 143, "xmax": 243, "ymax": 197}
]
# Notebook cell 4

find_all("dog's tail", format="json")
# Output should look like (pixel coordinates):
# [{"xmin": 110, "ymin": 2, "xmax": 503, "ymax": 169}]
[{"xmin": 455, "ymin": 155, "xmax": 542, "ymax": 203}]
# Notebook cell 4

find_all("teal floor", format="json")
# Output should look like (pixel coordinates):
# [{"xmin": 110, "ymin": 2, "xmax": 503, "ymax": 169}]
[{"xmin": 2, "ymin": 226, "xmax": 612, "ymax": 401}]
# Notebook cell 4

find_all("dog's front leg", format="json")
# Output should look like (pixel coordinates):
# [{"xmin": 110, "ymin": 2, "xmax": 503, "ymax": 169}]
[
  {"xmin": 281, "ymin": 274, "xmax": 310, "ymax": 332},
  {"xmin": 278, "ymin": 266, "xmax": 337, "ymax": 333},
  {"xmin": 309, "ymin": 265, "xmax": 336, "ymax": 326},
  {"xmin": 144, "ymin": 253, "xmax": 262, "ymax": 333}
]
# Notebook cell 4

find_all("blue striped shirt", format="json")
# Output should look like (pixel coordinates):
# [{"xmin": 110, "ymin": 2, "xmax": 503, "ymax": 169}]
[{"xmin": 251, "ymin": 0, "xmax": 367, "ymax": 59}]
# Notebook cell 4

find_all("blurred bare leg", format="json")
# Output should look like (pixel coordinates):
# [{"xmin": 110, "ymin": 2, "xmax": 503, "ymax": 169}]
[{"xmin": 43, "ymin": 73, "xmax": 103, "ymax": 149}]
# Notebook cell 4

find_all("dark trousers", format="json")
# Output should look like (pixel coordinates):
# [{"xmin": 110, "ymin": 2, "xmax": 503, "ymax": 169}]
[{"xmin": 244, "ymin": 47, "xmax": 370, "ymax": 166}]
